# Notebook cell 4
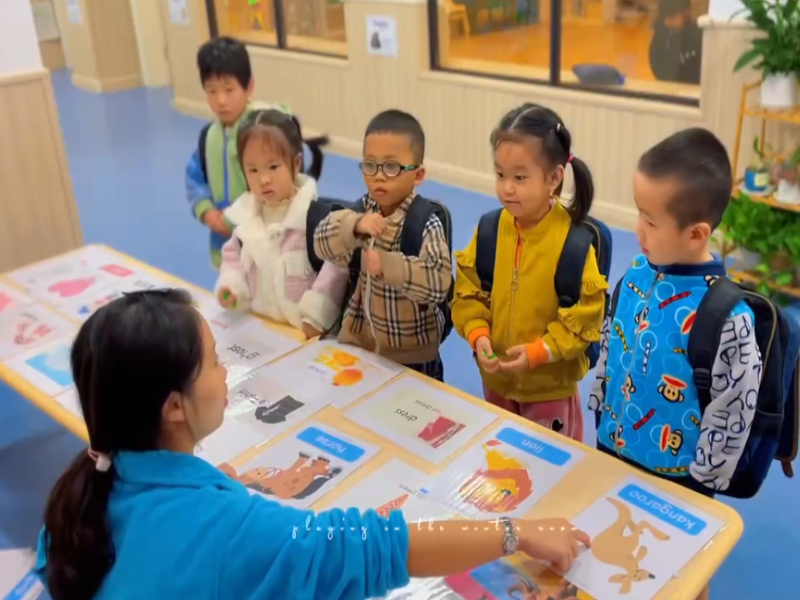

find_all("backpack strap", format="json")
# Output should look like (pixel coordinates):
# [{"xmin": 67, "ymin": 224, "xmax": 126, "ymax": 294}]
[
  {"xmin": 399, "ymin": 196, "xmax": 435, "ymax": 257},
  {"xmin": 198, "ymin": 123, "xmax": 211, "ymax": 182},
  {"xmin": 305, "ymin": 200, "xmax": 330, "ymax": 273},
  {"xmin": 475, "ymin": 209, "xmax": 502, "ymax": 293},
  {"xmin": 609, "ymin": 278, "xmax": 623, "ymax": 318},
  {"xmin": 349, "ymin": 199, "xmax": 367, "ymax": 272},
  {"xmin": 554, "ymin": 223, "xmax": 593, "ymax": 308},
  {"xmin": 687, "ymin": 278, "xmax": 746, "ymax": 411}
]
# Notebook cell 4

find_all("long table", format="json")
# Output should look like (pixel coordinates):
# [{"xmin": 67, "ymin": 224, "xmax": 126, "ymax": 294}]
[{"xmin": 0, "ymin": 245, "xmax": 742, "ymax": 600}]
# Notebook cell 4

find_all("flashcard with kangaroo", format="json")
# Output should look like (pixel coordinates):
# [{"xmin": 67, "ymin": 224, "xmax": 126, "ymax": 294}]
[
  {"xmin": 565, "ymin": 477, "xmax": 725, "ymax": 600},
  {"xmin": 222, "ymin": 422, "xmax": 379, "ymax": 509}
]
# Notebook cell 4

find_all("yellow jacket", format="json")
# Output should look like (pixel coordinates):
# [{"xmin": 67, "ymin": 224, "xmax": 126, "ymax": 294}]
[{"xmin": 452, "ymin": 203, "xmax": 608, "ymax": 402}]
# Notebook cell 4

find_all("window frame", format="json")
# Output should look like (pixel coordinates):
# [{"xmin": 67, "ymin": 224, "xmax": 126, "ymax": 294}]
[
  {"xmin": 205, "ymin": 0, "xmax": 348, "ymax": 60},
  {"xmin": 427, "ymin": 0, "xmax": 701, "ymax": 107}
]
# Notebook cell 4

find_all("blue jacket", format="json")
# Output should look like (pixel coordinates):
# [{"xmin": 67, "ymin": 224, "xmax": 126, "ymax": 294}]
[
  {"xmin": 588, "ymin": 256, "xmax": 761, "ymax": 493},
  {"xmin": 36, "ymin": 451, "xmax": 410, "ymax": 599}
]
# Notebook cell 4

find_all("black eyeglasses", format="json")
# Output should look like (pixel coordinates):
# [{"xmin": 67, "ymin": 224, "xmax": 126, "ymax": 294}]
[{"xmin": 359, "ymin": 160, "xmax": 418, "ymax": 178}]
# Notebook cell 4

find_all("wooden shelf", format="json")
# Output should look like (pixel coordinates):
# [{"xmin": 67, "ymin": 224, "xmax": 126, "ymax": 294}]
[
  {"xmin": 733, "ymin": 185, "xmax": 800, "ymax": 213},
  {"xmin": 743, "ymin": 105, "xmax": 800, "ymax": 125},
  {"xmin": 729, "ymin": 263, "xmax": 800, "ymax": 299}
]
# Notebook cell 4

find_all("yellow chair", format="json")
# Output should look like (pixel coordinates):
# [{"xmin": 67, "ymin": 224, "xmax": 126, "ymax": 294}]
[{"xmin": 445, "ymin": 0, "xmax": 471, "ymax": 36}]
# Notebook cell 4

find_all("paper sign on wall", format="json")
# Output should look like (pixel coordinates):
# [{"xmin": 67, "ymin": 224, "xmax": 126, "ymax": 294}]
[
  {"xmin": 32, "ymin": 1, "xmax": 60, "ymax": 41},
  {"xmin": 66, "ymin": 0, "xmax": 82, "ymax": 24},
  {"xmin": 366, "ymin": 15, "xmax": 398, "ymax": 58},
  {"xmin": 169, "ymin": 0, "xmax": 189, "ymax": 25}
]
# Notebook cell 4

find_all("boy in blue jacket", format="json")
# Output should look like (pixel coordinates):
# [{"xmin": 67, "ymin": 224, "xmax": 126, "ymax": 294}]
[
  {"xmin": 185, "ymin": 36, "xmax": 291, "ymax": 269},
  {"xmin": 588, "ymin": 128, "xmax": 763, "ymax": 497}
]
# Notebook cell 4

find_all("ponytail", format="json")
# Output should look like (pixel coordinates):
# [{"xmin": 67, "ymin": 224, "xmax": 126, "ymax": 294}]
[
  {"xmin": 566, "ymin": 155, "xmax": 594, "ymax": 223},
  {"xmin": 43, "ymin": 452, "xmax": 115, "ymax": 600},
  {"xmin": 303, "ymin": 134, "xmax": 330, "ymax": 180}
]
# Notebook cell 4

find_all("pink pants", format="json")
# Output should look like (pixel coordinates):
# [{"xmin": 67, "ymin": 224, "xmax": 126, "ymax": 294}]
[{"xmin": 482, "ymin": 382, "xmax": 584, "ymax": 442}]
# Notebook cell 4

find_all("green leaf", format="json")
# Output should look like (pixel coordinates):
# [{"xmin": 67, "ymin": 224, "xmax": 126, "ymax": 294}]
[{"xmin": 734, "ymin": 47, "xmax": 763, "ymax": 72}]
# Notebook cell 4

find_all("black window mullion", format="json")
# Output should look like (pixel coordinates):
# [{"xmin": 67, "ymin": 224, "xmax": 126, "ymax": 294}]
[
  {"xmin": 427, "ymin": 0, "xmax": 440, "ymax": 69},
  {"xmin": 205, "ymin": 0, "xmax": 219, "ymax": 37},
  {"xmin": 273, "ymin": 0, "xmax": 287, "ymax": 48},
  {"xmin": 549, "ymin": 0, "xmax": 562, "ymax": 86}
]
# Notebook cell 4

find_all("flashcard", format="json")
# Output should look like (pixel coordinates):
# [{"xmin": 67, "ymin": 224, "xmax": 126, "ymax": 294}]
[
  {"xmin": 0, "ymin": 305, "xmax": 76, "ymax": 361},
  {"xmin": 565, "ymin": 477, "xmax": 725, "ymax": 600},
  {"xmin": 445, "ymin": 554, "xmax": 594, "ymax": 600},
  {"xmin": 3, "ymin": 335, "xmax": 75, "ymax": 396},
  {"xmin": 60, "ymin": 273, "xmax": 171, "ymax": 321},
  {"xmin": 346, "ymin": 375, "xmax": 497, "ymax": 464},
  {"xmin": 54, "ymin": 388, "xmax": 82, "ymax": 418},
  {"xmin": 426, "ymin": 420, "xmax": 584, "ymax": 519},
  {"xmin": 331, "ymin": 459, "xmax": 452, "ymax": 523},
  {"xmin": 216, "ymin": 329, "xmax": 301, "ymax": 387},
  {"xmin": 0, "ymin": 282, "xmax": 33, "ymax": 316},
  {"xmin": 224, "ymin": 422, "xmax": 379, "ymax": 509},
  {"xmin": 197, "ymin": 369, "xmax": 328, "ymax": 466},
  {"xmin": 259, "ymin": 341, "xmax": 403, "ymax": 409},
  {"xmin": 194, "ymin": 297, "xmax": 259, "ymax": 339}
]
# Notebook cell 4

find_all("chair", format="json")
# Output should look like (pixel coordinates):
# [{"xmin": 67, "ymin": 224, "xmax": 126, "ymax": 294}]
[{"xmin": 444, "ymin": 0, "xmax": 471, "ymax": 36}]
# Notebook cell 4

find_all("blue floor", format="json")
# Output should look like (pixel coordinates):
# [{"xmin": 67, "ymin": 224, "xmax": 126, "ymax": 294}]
[{"xmin": 0, "ymin": 70, "xmax": 796, "ymax": 597}]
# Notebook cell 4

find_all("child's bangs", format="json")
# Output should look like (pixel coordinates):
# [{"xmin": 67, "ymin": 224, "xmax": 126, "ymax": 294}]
[
  {"xmin": 490, "ymin": 128, "xmax": 528, "ymax": 148},
  {"xmin": 241, "ymin": 124, "xmax": 293, "ymax": 164}
]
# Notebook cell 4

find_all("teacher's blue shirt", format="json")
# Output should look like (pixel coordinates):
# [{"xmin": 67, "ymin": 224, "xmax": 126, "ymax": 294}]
[{"xmin": 36, "ymin": 450, "xmax": 410, "ymax": 599}]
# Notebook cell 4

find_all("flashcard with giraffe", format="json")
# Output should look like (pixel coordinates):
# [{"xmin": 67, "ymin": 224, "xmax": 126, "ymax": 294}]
[
  {"xmin": 565, "ymin": 476, "xmax": 725, "ymax": 600},
  {"xmin": 330, "ymin": 458, "xmax": 452, "ymax": 523},
  {"xmin": 221, "ymin": 422, "xmax": 379, "ymax": 509},
  {"xmin": 260, "ymin": 340, "xmax": 403, "ymax": 409}
]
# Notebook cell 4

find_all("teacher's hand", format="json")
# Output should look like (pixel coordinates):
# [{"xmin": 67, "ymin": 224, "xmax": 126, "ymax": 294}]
[{"xmin": 519, "ymin": 517, "xmax": 591, "ymax": 573}]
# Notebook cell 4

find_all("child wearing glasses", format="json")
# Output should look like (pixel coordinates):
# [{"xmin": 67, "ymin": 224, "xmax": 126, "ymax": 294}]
[{"xmin": 313, "ymin": 110, "xmax": 452, "ymax": 381}]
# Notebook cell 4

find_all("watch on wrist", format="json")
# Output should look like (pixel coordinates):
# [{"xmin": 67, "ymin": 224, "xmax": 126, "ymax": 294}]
[{"xmin": 499, "ymin": 517, "xmax": 519, "ymax": 555}]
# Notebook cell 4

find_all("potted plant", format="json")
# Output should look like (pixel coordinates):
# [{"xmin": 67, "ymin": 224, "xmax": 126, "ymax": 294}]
[
  {"xmin": 743, "ymin": 137, "xmax": 773, "ymax": 193},
  {"xmin": 733, "ymin": 0, "xmax": 800, "ymax": 109},
  {"xmin": 771, "ymin": 146, "xmax": 800, "ymax": 204},
  {"xmin": 720, "ymin": 193, "xmax": 770, "ymax": 269}
]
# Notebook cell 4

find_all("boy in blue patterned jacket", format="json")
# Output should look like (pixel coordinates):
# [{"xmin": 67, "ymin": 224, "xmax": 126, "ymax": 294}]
[{"xmin": 588, "ymin": 128, "xmax": 763, "ymax": 497}]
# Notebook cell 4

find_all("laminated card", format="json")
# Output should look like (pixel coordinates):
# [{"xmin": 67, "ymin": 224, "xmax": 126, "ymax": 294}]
[
  {"xmin": 197, "ymin": 368, "xmax": 329, "ymax": 466},
  {"xmin": 565, "ymin": 476, "xmax": 725, "ymax": 600},
  {"xmin": 0, "ymin": 282, "xmax": 33, "ymax": 317},
  {"xmin": 3, "ymin": 335, "xmax": 75, "ymax": 396},
  {"xmin": 59, "ymin": 272, "xmax": 171, "ymax": 321},
  {"xmin": 346, "ymin": 375, "xmax": 497, "ymax": 464},
  {"xmin": 259, "ymin": 340, "xmax": 403, "ymax": 409},
  {"xmin": 426, "ymin": 420, "xmax": 584, "ymax": 519},
  {"xmin": 222, "ymin": 422, "xmax": 379, "ymax": 509},
  {"xmin": 0, "ymin": 305, "xmax": 76, "ymax": 361},
  {"xmin": 216, "ymin": 328, "xmax": 300, "ymax": 387}
]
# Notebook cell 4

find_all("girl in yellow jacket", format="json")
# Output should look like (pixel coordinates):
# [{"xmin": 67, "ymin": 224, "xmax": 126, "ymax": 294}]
[{"xmin": 452, "ymin": 104, "xmax": 608, "ymax": 442}]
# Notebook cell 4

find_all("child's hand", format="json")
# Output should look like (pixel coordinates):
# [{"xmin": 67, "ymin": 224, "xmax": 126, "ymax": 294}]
[
  {"xmin": 302, "ymin": 322, "xmax": 322, "ymax": 340},
  {"xmin": 355, "ymin": 213, "xmax": 386, "ymax": 238},
  {"xmin": 363, "ymin": 249, "xmax": 383, "ymax": 276},
  {"xmin": 475, "ymin": 336, "xmax": 500, "ymax": 373},
  {"xmin": 500, "ymin": 345, "xmax": 530, "ymax": 373},
  {"xmin": 203, "ymin": 209, "xmax": 231, "ymax": 236},
  {"xmin": 218, "ymin": 287, "xmax": 237, "ymax": 309}
]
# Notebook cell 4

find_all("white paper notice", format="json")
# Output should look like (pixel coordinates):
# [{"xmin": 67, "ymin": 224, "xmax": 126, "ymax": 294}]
[
  {"xmin": 0, "ymin": 282, "xmax": 33, "ymax": 317},
  {"xmin": 565, "ymin": 476, "xmax": 725, "ymax": 600},
  {"xmin": 66, "ymin": 0, "xmax": 82, "ymax": 23},
  {"xmin": 197, "ymin": 369, "xmax": 328, "ymax": 466},
  {"xmin": 0, "ymin": 305, "xmax": 76, "ymax": 361},
  {"xmin": 426, "ymin": 420, "xmax": 584, "ymax": 519},
  {"xmin": 169, "ymin": 0, "xmax": 189, "ymax": 24},
  {"xmin": 332, "ymin": 459, "xmax": 452, "ymax": 523},
  {"xmin": 366, "ymin": 15, "xmax": 397, "ymax": 57},
  {"xmin": 346, "ymin": 375, "xmax": 497, "ymax": 464},
  {"xmin": 260, "ymin": 340, "xmax": 402, "ymax": 409},
  {"xmin": 226, "ymin": 422, "xmax": 379, "ymax": 509},
  {"xmin": 216, "ymin": 328, "xmax": 300, "ymax": 386},
  {"xmin": 3, "ymin": 335, "xmax": 75, "ymax": 396}
]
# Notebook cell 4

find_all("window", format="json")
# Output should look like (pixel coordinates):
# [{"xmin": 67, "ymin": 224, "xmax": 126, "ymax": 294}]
[
  {"xmin": 430, "ymin": 0, "xmax": 708, "ymax": 104},
  {"xmin": 207, "ymin": 0, "xmax": 347, "ymax": 57}
]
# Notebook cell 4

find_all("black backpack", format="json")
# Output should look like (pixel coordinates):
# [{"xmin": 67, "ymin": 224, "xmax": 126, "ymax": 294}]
[
  {"xmin": 197, "ymin": 114, "xmax": 328, "ymax": 182},
  {"xmin": 607, "ymin": 276, "xmax": 800, "ymax": 498},
  {"xmin": 474, "ymin": 208, "xmax": 612, "ymax": 368},
  {"xmin": 307, "ymin": 195, "xmax": 454, "ymax": 342}
]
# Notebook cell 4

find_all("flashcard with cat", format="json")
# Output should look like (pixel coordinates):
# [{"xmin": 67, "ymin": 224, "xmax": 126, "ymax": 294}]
[
  {"xmin": 197, "ymin": 369, "xmax": 328, "ymax": 466},
  {"xmin": 565, "ymin": 476, "xmax": 725, "ymax": 600},
  {"xmin": 0, "ymin": 282, "xmax": 33, "ymax": 317},
  {"xmin": 330, "ymin": 458, "xmax": 452, "ymax": 523},
  {"xmin": 3, "ymin": 335, "xmax": 76, "ymax": 396},
  {"xmin": 222, "ymin": 422, "xmax": 379, "ymax": 509},
  {"xmin": 0, "ymin": 305, "xmax": 76, "ymax": 361}
]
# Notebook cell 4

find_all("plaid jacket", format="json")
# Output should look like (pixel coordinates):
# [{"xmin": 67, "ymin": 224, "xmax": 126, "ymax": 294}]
[{"xmin": 313, "ymin": 194, "xmax": 452, "ymax": 364}]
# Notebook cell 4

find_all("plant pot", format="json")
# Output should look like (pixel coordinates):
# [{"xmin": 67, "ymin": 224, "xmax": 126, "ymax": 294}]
[
  {"xmin": 776, "ymin": 179, "xmax": 800, "ymax": 204},
  {"xmin": 743, "ymin": 168, "xmax": 771, "ymax": 193},
  {"xmin": 738, "ymin": 248, "xmax": 761, "ymax": 271},
  {"xmin": 761, "ymin": 73, "xmax": 798, "ymax": 109}
]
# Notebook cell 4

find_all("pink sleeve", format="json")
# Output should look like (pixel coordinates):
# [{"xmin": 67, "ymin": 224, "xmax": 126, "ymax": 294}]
[
  {"xmin": 299, "ymin": 261, "xmax": 350, "ymax": 331},
  {"xmin": 215, "ymin": 236, "xmax": 253, "ymax": 311}
]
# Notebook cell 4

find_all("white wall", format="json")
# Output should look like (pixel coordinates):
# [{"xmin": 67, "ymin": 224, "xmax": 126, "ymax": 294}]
[
  {"xmin": 0, "ymin": 0, "xmax": 44, "ymax": 74},
  {"xmin": 130, "ymin": 0, "xmax": 171, "ymax": 87}
]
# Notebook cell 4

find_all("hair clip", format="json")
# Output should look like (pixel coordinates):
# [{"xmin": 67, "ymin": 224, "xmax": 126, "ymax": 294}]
[
  {"xmin": 88, "ymin": 448, "xmax": 112, "ymax": 472},
  {"xmin": 556, "ymin": 123, "xmax": 562, "ymax": 133}
]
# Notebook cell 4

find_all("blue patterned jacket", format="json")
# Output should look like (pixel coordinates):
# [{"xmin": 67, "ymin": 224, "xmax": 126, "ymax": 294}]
[{"xmin": 589, "ymin": 255, "xmax": 762, "ymax": 493}]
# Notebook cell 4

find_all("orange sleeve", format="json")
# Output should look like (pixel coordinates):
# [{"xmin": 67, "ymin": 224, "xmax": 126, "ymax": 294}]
[
  {"xmin": 525, "ymin": 338, "xmax": 551, "ymax": 368},
  {"xmin": 468, "ymin": 327, "xmax": 491, "ymax": 351}
]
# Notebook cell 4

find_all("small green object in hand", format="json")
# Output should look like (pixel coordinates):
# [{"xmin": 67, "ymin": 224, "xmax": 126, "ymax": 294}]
[{"xmin": 483, "ymin": 350, "xmax": 497, "ymax": 359}]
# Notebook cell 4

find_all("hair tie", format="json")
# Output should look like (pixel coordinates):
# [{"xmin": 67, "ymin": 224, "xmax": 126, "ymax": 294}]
[
  {"xmin": 567, "ymin": 154, "xmax": 574, "ymax": 164},
  {"xmin": 88, "ymin": 449, "xmax": 112, "ymax": 472}
]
